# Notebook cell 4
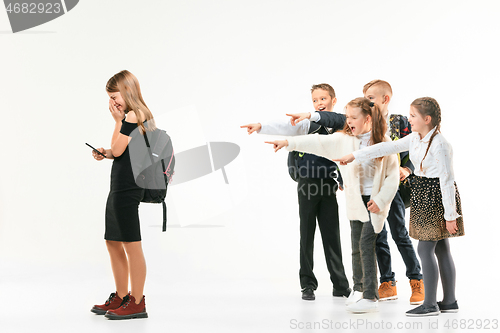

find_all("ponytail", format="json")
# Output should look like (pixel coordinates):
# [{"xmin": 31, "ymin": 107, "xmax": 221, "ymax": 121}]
[{"xmin": 369, "ymin": 102, "xmax": 387, "ymax": 146}]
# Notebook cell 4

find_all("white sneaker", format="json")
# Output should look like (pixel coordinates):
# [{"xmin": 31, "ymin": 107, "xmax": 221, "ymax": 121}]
[
  {"xmin": 345, "ymin": 290, "xmax": 363, "ymax": 306},
  {"xmin": 347, "ymin": 299, "xmax": 379, "ymax": 313}
]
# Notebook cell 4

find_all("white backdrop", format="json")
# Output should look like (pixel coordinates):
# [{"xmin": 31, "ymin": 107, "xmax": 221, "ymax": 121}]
[{"xmin": 0, "ymin": 1, "xmax": 498, "ymax": 332}]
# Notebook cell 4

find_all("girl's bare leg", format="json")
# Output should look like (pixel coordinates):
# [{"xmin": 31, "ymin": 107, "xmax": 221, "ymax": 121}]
[
  {"xmin": 123, "ymin": 241, "xmax": 147, "ymax": 304},
  {"xmin": 106, "ymin": 240, "xmax": 129, "ymax": 298}
]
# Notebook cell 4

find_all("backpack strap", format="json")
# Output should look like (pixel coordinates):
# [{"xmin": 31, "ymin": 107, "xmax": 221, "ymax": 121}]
[
  {"xmin": 163, "ymin": 140, "xmax": 175, "ymax": 182},
  {"xmin": 159, "ymin": 136, "xmax": 174, "ymax": 232},
  {"xmin": 162, "ymin": 201, "xmax": 167, "ymax": 232},
  {"xmin": 142, "ymin": 131, "xmax": 155, "ymax": 165},
  {"xmin": 160, "ymin": 158, "xmax": 169, "ymax": 231},
  {"xmin": 143, "ymin": 132, "xmax": 169, "ymax": 231},
  {"xmin": 389, "ymin": 114, "xmax": 401, "ymax": 141}
]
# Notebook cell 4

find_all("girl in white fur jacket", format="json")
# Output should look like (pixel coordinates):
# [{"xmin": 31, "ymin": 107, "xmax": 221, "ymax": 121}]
[{"xmin": 267, "ymin": 97, "xmax": 399, "ymax": 313}]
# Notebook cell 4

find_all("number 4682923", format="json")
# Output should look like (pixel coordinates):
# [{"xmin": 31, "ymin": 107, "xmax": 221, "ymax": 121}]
[
  {"xmin": 5, "ymin": 2, "xmax": 62, "ymax": 14},
  {"xmin": 444, "ymin": 319, "xmax": 498, "ymax": 330}
]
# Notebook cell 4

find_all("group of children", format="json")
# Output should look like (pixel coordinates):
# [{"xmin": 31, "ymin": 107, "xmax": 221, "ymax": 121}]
[{"xmin": 241, "ymin": 80, "xmax": 464, "ymax": 317}]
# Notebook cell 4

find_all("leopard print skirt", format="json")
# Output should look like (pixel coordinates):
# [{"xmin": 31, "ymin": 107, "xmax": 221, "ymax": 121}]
[{"xmin": 409, "ymin": 176, "xmax": 464, "ymax": 241}]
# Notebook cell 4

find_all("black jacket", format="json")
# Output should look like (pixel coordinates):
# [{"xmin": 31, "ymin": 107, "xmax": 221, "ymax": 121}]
[{"xmin": 290, "ymin": 112, "xmax": 346, "ymax": 182}]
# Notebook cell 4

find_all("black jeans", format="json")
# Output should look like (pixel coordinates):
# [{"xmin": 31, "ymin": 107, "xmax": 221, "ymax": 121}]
[
  {"xmin": 350, "ymin": 195, "xmax": 378, "ymax": 300},
  {"xmin": 376, "ymin": 190, "xmax": 423, "ymax": 283},
  {"xmin": 298, "ymin": 177, "xmax": 349, "ymax": 292}
]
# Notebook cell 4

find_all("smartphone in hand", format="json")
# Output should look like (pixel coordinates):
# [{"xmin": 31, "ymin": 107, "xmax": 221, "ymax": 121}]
[{"xmin": 86, "ymin": 143, "xmax": 107, "ymax": 158}]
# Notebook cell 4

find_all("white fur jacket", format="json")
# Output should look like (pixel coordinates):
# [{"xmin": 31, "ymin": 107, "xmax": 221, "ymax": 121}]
[{"xmin": 286, "ymin": 132, "xmax": 399, "ymax": 233}]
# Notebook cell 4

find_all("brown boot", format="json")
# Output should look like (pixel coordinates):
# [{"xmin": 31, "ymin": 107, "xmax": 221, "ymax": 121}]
[
  {"xmin": 105, "ymin": 294, "xmax": 148, "ymax": 320},
  {"xmin": 91, "ymin": 292, "xmax": 124, "ymax": 315},
  {"xmin": 410, "ymin": 279, "xmax": 425, "ymax": 305},
  {"xmin": 378, "ymin": 281, "xmax": 398, "ymax": 301}
]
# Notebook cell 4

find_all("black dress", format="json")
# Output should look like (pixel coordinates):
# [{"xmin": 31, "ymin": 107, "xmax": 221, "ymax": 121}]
[{"xmin": 104, "ymin": 120, "xmax": 145, "ymax": 242}]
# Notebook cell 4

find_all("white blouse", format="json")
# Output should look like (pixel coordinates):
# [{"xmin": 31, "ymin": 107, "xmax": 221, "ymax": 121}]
[
  {"xmin": 357, "ymin": 131, "xmax": 376, "ymax": 196},
  {"xmin": 258, "ymin": 112, "xmax": 321, "ymax": 136},
  {"xmin": 352, "ymin": 127, "xmax": 460, "ymax": 221}
]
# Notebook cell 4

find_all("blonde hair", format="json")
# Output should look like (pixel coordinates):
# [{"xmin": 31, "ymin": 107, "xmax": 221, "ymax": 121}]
[
  {"xmin": 363, "ymin": 80, "xmax": 393, "ymax": 97},
  {"xmin": 106, "ymin": 70, "xmax": 156, "ymax": 133},
  {"xmin": 311, "ymin": 83, "xmax": 336, "ymax": 99}
]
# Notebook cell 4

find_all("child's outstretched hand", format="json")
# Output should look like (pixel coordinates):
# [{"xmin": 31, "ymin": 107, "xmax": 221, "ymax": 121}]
[
  {"xmin": 240, "ymin": 123, "xmax": 262, "ymax": 134},
  {"xmin": 334, "ymin": 153, "xmax": 355, "ymax": 165},
  {"xmin": 265, "ymin": 140, "xmax": 289, "ymax": 153},
  {"xmin": 367, "ymin": 200, "xmax": 380, "ymax": 213},
  {"xmin": 286, "ymin": 112, "xmax": 311, "ymax": 126}
]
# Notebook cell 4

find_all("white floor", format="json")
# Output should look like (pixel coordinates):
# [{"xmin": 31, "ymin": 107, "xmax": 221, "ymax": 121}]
[
  {"xmin": 0, "ymin": 225, "xmax": 494, "ymax": 333},
  {"xmin": 0, "ymin": 268, "xmax": 467, "ymax": 333}
]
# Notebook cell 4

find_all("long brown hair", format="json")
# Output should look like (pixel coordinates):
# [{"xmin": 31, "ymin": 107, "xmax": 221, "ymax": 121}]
[
  {"xmin": 106, "ymin": 70, "xmax": 156, "ymax": 133},
  {"xmin": 343, "ymin": 97, "xmax": 387, "ymax": 149},
  {"xmin": 411, "ymin": 97, "xmax": 442, "ymax": 172}
]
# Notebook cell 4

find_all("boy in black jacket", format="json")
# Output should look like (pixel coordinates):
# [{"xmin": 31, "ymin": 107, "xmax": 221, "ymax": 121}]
[{"xmin": 241, "ymin": 84, "xmax": 350, "ymax": 300}]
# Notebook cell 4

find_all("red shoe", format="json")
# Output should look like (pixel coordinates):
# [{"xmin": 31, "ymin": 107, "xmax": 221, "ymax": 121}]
[
  {"xmin": 91, "ymin": 292, "xmax": 124, "ymax": 315},
  {"xmin": 105, "ymin": 294, "xmax": 148, "ymax": 320}
]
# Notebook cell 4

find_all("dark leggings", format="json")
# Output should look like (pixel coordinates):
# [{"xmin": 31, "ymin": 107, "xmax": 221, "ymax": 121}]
[{"xmin": 418, "ymin": 239, "xmax": 456, "ymax": 306}]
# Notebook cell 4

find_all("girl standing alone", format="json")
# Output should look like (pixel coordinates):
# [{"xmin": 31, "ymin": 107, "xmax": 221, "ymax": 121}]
[{"xmin": 90, "ymin": 70, "xmax": 156, "ymax": 320}]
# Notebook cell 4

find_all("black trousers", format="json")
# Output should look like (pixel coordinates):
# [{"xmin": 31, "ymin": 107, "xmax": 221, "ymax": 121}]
[
  {"xmin": 375, "ymin": 190, "xmax": 422, "ymax": 283},
  {"xmin": 297, "ymin": 177, "xmax": 349, "ymax": 291}
]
